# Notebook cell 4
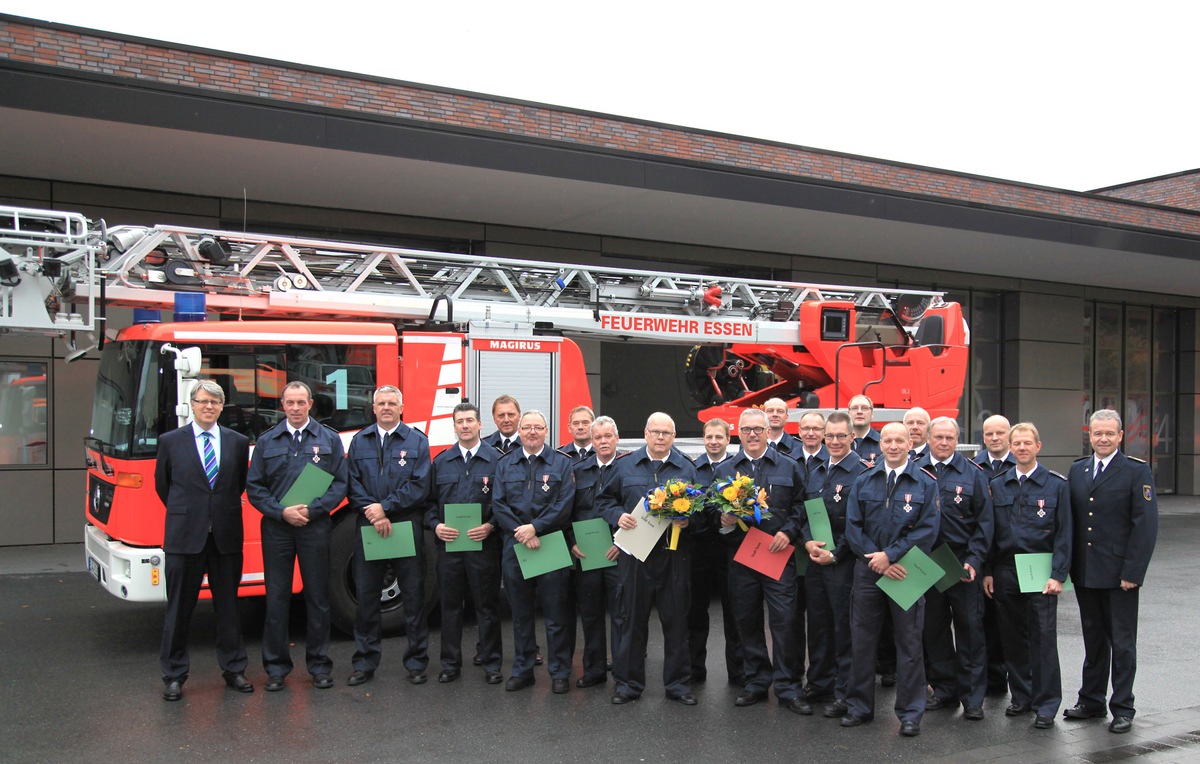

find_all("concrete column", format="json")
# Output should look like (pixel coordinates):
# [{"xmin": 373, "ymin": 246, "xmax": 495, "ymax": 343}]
[{"xmin": 1179, "ymin": 310, "xmax": 1200, "ymax": 495}]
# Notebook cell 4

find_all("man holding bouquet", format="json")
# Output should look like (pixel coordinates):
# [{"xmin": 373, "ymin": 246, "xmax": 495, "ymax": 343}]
[{"xmin": 711, "ymin": 409, "xmax": 810, "ymax": 714}]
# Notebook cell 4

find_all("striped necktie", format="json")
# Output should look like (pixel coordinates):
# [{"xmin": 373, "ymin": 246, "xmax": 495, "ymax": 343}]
[{"xmin": 201, "ymin": 431, "xmax": 218, "ymax": 489}]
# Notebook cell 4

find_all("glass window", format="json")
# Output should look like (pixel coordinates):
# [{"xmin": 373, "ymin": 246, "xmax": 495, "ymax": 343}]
[
  {"xmin": 0, "ymin": 360, "xmax": 48, "ymax": 466},
  {"xmin": 1123, "ymin": 306, "xmax": 1152, "ymax": 462},
  {"xmin": 1152, "ymin": 308, "xmax": 1176, "ymax": 493}
]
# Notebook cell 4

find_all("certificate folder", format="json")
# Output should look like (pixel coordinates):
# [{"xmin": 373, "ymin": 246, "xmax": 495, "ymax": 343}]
[
  {"xmin": 280, "ymin": 462, "xmax": 335, "ymax": 507},
  {"xmin": 1014, "ymin": 552, "xmax": 1074, "ymax": 593},
  {"xmin": 444, "ymin": 504, "xmax": 483, "ymax": 553},
  {"xmin": 361, "ymin": 521, "xmax": 416, "ymax": 561},
  {"xmin": 515, "ymin": 530, "xmax": 573, "ymax": 579},
  {"xmin": 572, "ymin": 517, "xmax": 618, "ymax": 571},
  {"xmin": 733, "ymin": 527, "xmax": 795, "ymax": 581},
  {"xmin": 875, "ymin": 546, "xmax": 940, "ymax": 611}
]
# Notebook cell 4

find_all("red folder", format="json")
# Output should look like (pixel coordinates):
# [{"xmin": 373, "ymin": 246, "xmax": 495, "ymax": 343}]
[{"xmin": 733, "ymin": 527, "xmax": 795, "ymax": 581}]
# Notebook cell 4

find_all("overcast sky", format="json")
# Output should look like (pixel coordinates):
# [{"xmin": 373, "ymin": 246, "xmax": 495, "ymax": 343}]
[{"xmin": 3, "ymin": 1, "xmax": 1196, "ymax": 192}]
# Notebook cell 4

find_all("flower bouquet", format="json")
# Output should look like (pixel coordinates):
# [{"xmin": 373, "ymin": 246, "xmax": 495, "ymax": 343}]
[
  {"xmin": 645, "ymin": 478, "xmax": 707, "ymax": 550},
  {"xmin": 707, "ymin": 472, "xmax": 770, "ymax": 531}
]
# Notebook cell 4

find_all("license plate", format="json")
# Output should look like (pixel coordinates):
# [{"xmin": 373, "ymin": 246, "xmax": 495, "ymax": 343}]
[{"xmin": 87, "ymin": 557, "xmax": 101, "ymax": 582}]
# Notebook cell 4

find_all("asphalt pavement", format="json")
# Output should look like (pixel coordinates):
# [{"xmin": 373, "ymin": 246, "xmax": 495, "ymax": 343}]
[{"xmin": 3, "ymin": 497, "xmax": 1200, "ymax": 763}]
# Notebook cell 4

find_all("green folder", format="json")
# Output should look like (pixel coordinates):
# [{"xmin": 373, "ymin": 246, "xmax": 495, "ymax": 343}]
[
  {"xmin": 875, "ymin": 546, "xmax": 941, "ymax": 611},
  {"xmin": 572, "ymin": 518, "xmax": 617, "ymax": 571},
  {"xmin": 360, "ymin": 520, "xmax": 416, "ymax": 561},
  {"xmin": 1014, "ymin": 552, "xmax": 1074, "ymax": 593},
  {"xmin": 804, "ymin": 498, "xmax": 837, "ymax": 553},
  {"xmin": 280, "ymin": 462, "xmax": 335, "ymax": 507},
  {"xmin": 930, "ymin": 543, "xmax": 965, "ymax": 592},
  {"xmin": 515, "ymin": 529, "xmax": 573, "ymax": 579},
  {"xmin": 444, "ymin": 503, "xmax": 483, "ymax": 553}
]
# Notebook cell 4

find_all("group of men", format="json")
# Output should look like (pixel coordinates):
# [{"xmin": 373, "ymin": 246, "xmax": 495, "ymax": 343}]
[{"xmin": 155, "ymin": 382, "xmax": 1158, "ymax": 742}]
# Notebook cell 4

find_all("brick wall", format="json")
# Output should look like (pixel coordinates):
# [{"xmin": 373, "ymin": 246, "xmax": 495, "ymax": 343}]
[
  {"xmin": 1096, "ymin": 171, "xmax": 1200, "ymax": 212},
  {"xmin": 3, "ymin": 16, "xmax": 1200, "ymax": 237}
]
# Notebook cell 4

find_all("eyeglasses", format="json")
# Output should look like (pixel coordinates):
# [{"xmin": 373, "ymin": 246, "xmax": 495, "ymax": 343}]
[
  {"xmin": 739, "ymin": 426, "xmax": 766, "ymax": 435},
  {"xmin": 848, "ymin": 405, "xmax": 873, "ymax": 412},
  {"xmin": 800, "ymin": 426, "xmax": 823, "ymax": 433},
  {"xmin": 191, "ymin": 398, "xmax": 223, "ymax": 407},
  {"xmin": 518, "ymin": 425, "xmax": 547, "ymax": 432},
  {"xmin": 825, "ymin": 433, "xmax": 851, "ymax": 441},
  {"xmin": 647, "ymin": 430, "xmax": 674, "ymax": 438}
]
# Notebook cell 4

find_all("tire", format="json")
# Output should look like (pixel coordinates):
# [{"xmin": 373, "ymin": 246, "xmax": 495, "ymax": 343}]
[{"xmin": 328, "ymin": 513, "xmax": 439, "ymax": 637}]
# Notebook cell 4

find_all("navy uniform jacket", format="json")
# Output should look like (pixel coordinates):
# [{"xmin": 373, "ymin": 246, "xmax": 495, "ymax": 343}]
[
  {"xmin": 711, "ymin": 448, "xmax": 805, "ymax": 543},
  {"xmin": 155, "ymin": 423, "xmax": 249, "ymax": 555},
  {"xmin": 769, "ymin": 431, "xmax": 800, "ymax": 458},
  {"xmin": 974, "ymin": 451, "xmax": 1017, "ymax": 480},
  {"xmin": 247, "ymin": 418, "xmax": 348, "ymax": 521},
  {"xmin": 845, "ymin": 462, "xmax": 940, "ymax": 562},
  {"xmin": 597, "ymin": 447, "xmax": 698, "ymax": 530},
  {"xmin": 1067, "ymin": 452, "xmax": 1158, "ymax": 588},
  {"xmin": 492, "ymin": 447, "xmax": 576, "ymax": 548},
  {"xmin": 483, "ymin": 431, "xmax": 519, "ymax": 455},
  {"xmin": 853, "ymin": 429, "xmax": 882, "ymax": 468},
  {"xmin": 425, "ymin": 442, "xmax": 501, "ymax": 530},
  {"xmin": 559, "ymin": 442, "xmax": 594, "ymax": 462},
  {"xmin": 987, "ymin": 465, "xmax": 1072, "ymax": 582},
  {"xmin": 918, "ymin": 453, "xmax": 994, "ymax": 573},
  {"xmin": 572, "ymin": 453, "xmax": 623, "ymax": 524},
  {"xmin": 802, "ymin": 453, "xmax": 868, "ymax": 562},
  {"xmin": 797, "ymin": 444, "xmax": 830, "ymax": 477},
  {"xmin": 347, "ymin": 422, "xmax": 431, "ymax": 521}
]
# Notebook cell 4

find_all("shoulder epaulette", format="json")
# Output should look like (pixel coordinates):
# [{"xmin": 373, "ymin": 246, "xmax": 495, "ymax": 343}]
[
  {"xmin": 969, "ymin": 460, "xmax": 987, "ymax": 471},
  {"xmin": 1047, "ymin": 470, "xmax": 1067, "ymax": 480},
  {"xmin": 318, "ymin": 421, "xmax": 340, "ymax": 434},
  {"xmin": 920, "ymin": 466, "xmax": 937, "ymax": 480},
  {"xmin": 1072, "ymin": 456, "xmax": 1090, "ymax": 463},
  {"xmin": 1128, "ymin": 456, "xmax": 1148, "ymax": 464},
  {"xmin": 857, "ymin": 457, "xmax": 873, "ymax": 468},
  {"xmin": 614, "ymin": 450, "xmax": 632, "ymax": 460}
]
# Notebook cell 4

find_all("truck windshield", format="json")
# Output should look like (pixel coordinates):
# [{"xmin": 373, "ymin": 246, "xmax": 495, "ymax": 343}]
[{"xmin": 90, "ymin": 340, "xmax": 166, "ymax": 458}]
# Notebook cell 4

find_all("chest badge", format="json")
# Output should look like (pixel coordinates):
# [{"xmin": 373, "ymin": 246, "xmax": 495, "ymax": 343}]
[
  {"xmin": 903, "ymin": 493, "xmax": 913, "ymax": 513},
  {"xmin": 953, "ymin": 485, "xmax": 963, "ymax": 504},
  {"xmin": 481, "ymin": 476, "xmax": 489, "ymax": 494},
  {"xmin": 542, "ymin": 474, "xmax": 551, "ymax": 492},
  {"xmin": 833, "ymin": 484, "xmax": 843, "ymax": 503},
  {"xmin": 1037, "ymin": 498, "xmax": 1046, "ymax": 518},
  {"xmin": 311, "ymin": 445, "xmax": 320, "ymax": 464}
]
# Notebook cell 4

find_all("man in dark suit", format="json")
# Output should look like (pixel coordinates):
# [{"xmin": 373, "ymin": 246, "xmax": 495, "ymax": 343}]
[
  {"xmin": 1064, "ymin": 409, "xmax": 1158, "ymax": 734},
  {"xmin": 247, "ymin": 380, "xmax": 348, "ymax": 692},
  {"xmin": 346, "ymin": 385, "xmax": 432, "ymax": 686},
  {"xmin": 156, "ymin": 379, "xmax": 251, "ymax": 701},
  {"xmin": 974, "ymin": 414, "xmax": 1015, "ymax": 694}
]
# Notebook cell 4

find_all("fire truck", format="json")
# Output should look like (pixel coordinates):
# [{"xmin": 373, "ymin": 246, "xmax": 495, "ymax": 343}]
[{"xmin": 1, "ymin": 204, "xmax": 968, "ymax": 634}]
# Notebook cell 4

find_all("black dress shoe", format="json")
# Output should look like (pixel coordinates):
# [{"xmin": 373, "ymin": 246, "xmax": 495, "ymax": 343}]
[
  {"xmin": 669, "ymin": 692, "xmax": 698, "ymax": 705},
  {"xmin": 552, "ymin": 678, "xmax": 570, "ymax": 694},
  {"xmin": 963, "ymin": 705, "xmax": 984, "ymax": 720},
  {"xmin": 734, "ymin": 690, "xmax": 768, "ymax": 707},
  {"xmin": 880, "ymin": 673, "xmax": 897, "ymax": 687},
  {"xmin": 926, "ymin": 695, "xmax": 958, "ymax": 711},
  {"xmin": 1005, "ymin": 702, "xmax": 1032, "ymax": 716},
  {"xmin": 728, "ymin": 674, "xmax": 747, "ymax": 688},
  {"xmin": 162, "ymin": 680, "xmax": 183, "ymax": 701},
  {"xmin": 534, "ymin": 653, "xmax": 544, "ymax": 666},
  {"xmin": 786, "ymin": 698, "xmax": 814, "ymax": 715},
  {"xmin": 576, "ymin": 675, "xmax": 606, "ymax": 689},
  {"xmin": 408, "ymin": 670, "xmax": 428, "ymax": 685},
  {"xmin": 264, "ymin": 676, "xmax": 285, "ymax": 692},
  {"xmin": 1033, "ymin": 715, "xmax": 1055, "ymax": 729},
  {"xmin": 802, "ymin": 686, "xmax": 833, "ymax": 702},
  {"xmin": 347, "ymin": 670, "xmax": 374, "ymax": 687},
  {"xmin": 472, "ymin": 654, "xmax": 483, "ymax": 666},
  {"xmin": 224, "ymin": 673, "xmax": 254, "ymax": 693},
  {"xmin": 312, "ymin": 674, "xmax": 333, "ymax": 689},
  {"xmin": 1064, "ymin": 704, "xmax": 1107, "ymax": 720},
  {"xmin": 1109, "ymin": 716, "xmax": 1133, "ymax": 734},
  {"xmin": 840, "ymin": 714, "xmax": 871, "ymax": 727},
  {"xmin": 485, "ymin": 671, "xmax": 503, "ymax": 685},
  {"xmin": 437, "ymin": 670, "xmax": 460, "ymax": 684},
  {"xmin": 505, "ymin": 675, "xmax": 534, "ymax": 692},
  {"xmin": 899, "ymin": 721, "xmax": 920, "ymax": 737},
  {"xmin": 611, "ymin": 692, "xmax": 638, "ymax": 705},
  {"xmin": 824, "ymin": 700, "xmax": 848, "ymax": 718}
]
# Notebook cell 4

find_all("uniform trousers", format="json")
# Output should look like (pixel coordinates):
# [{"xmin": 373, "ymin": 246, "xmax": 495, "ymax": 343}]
[
  {"xmin": 612, "ymin": 545, "xmax": 692, "ymax": 698},
  {"xmin": 730, "ymin": 558, "xmax": 802, "ymax": 700},
  {"xmin": 1075, "ymin": 585, "xmax": 1140, "ymax": 718},
  {"xmin": 687, "ymin": 534, "xmax": 743, "ymax": 682},
  {"xmin": 501, "ymin": 547, "xmax": 571, "ymax": 681},
  {"xmin": 804, "ymin": 558, "xmax": 854, "ymax": 700},
  {"xmin": 576, "ymin": 563, "xmax": 621, "ymax": 681},
  {"xmin": 436, "ymin": 536, "xmax": 502, "ymax": 673},
  {"xmin": 847, "ymin": 559, "xmax": 926, "ymax": 722},
  {"xmin": 261, "ymin": 514, "xmax": 332, "ymax": 677},
  {"xmin": 352, "ymin": 520, "xmax": 429, "ymax": 673},
  {"xmin": 991, "ymin": 562, "xmax": 1062, "ymax": 717},
  {"xmin": 923, "ymin": 576, "xmax": 986, "ymax": 707}
]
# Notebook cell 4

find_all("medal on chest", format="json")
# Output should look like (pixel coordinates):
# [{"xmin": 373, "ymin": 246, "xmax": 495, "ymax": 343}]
[
  {"xmin": 311, "ymin": 445, "xmax": 320, "ymax": 464},
  {"xmin": 864, "ymin": 455, "xmax": 876, "ymax": 468},
  {"xmin": 953, "ymin": 485, "xmax": 963, "ymax": 504},
  {"xmin": 398, "ymin": 450, "xmax": 407, "ymax": 467},
  {"xmin": 481, "ymin": 476, "xmax": 489, "ymax": 494},
  {"xmin": 542, "ymin": 474, "xmax": 550, "ymax": 492},
  {"xmin": 832, "ymin": 484, "xmax": 843, "ymax": 503},
  {"xmin": 1036, "ymin": 499, "xmax": 1046, "ymax": 518},
  {"xmin": 903, "ymin": 493, "xmax": 913, "ymax": 513}
]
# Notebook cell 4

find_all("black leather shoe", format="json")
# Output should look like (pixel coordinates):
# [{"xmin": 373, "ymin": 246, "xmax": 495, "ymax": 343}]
[
  {"xmin": 534, "ymin": 653, "xmax": 544, "ymax": 666},
  {"xmin": 312, "ymin": 674, "xmax": 333, "ymax": 689},
  {"xmin": 926, "ymin": 695, "xmax": 958, "ymax": 711},
  {"xmin": 576, "ymin": 675, "xmax": 606, "ymax": 689},
  {"xmin": 899, "ymin": 721, "xmax": 920, "ymax": 737},
  {"xmin": 408, "ymin": 670, "xmax": 428, "ymax": 685},
  {"xmin": 787, "ymin": 697, "xmax": 814, "ymax": 715},
  {"xmin": 437, "ymin": 670, "xmax": 460, "ymax": 684},
  {"xmin": 1064, "ymin": 704, "xmax": 1107, "ymax": 720},
  {"xmin": 1005, "ymin": 702, "xmax": 1032, "ymax": 716},
  {"xmin": 840, "ymin": 714, "xmax": 871, "ymax": 727},
  {"xmin": 1109, "ymin": 716, "xmax": 1133, "ymax": 734},
  {"xmin": 669, "ymin": 692, "xmax": 698, "ymax": 705},
  {"xmin": 264, "ymin": 676, "xmax": 285, "ymax": 692},
  {"xmin": 824, "ymin": 700, "xmax": 848, "ymax": 718},
  {"xmin": 963, "ymin": 705, "xmax": 984, "ymax": 720},
  {"xmin": 735, "ymin": 690, "xmax": 768, "ymax": 707},
  {"xmin": 472, "ymin": 654, "xmax": 483, "ymax": 666},
  {"xmin": 611, "ymin": 692, "xmax": 638, "ymax": 705},
  {"xmin": 162, "ymin": 680, "xmax": 183, "ymax": 701},
  {"xmin": 224, "ymin": 673, "xmax": 254, "ymax": 693},
  {"xmin": 552, "ymin": 679, "xmax": 570, "ymax": 694},
  {"xmin": 1034, "ymin": 715, "xmax": 1055, "ymax": 729},
  {"xmin": 880, "ymin": 672, "xmax": 897, "ymax": 687},
  {"xmin": 802, "ymin": 686, "xmax": 833, "ymax": 702},
  {"xmin": 347, "ymin": 670, "xmax": 374, "ymax": 687},
  {"xmin": 485, "ymin": 671, "xmax": 503, "ymax": 685},
  {"xmin": 505, "ymin": 675, "xmax": 534, "ymax": 692},
  {"xmin": 728, "ymin": 674, "xmax": 747, "ymax": 688}
]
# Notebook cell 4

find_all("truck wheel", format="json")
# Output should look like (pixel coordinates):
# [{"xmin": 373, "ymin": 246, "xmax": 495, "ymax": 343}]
[{"xmin": 328, "ymin": 514, "xmax": 439, "ymax": 637}]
